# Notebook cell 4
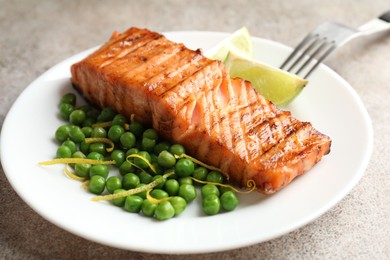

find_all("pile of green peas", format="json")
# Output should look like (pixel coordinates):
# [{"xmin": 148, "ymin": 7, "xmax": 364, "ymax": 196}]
[{"xmin": 54, "ymin": 93, "xmax": 239, "ymax": 220}]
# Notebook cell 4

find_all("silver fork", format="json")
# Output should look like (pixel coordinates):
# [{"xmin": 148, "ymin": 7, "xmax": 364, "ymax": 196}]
[{"xmin": 280, "ymin": 10, "xmax": 390, "ymax": 79}]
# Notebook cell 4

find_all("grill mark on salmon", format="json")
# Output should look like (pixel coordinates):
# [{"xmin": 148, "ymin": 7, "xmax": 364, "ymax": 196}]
[
  {"xmin": 122, "ymin": 44, "xmax": 187, "ymax": 83},
  {"xmin": 149, "ymin": 55, "xmax": 212, "ymax": 100},
  {"xmin": 71, "ymin": 27, "xmax": 331, "ymax": 194},
  {"xmin": 101, "ymin": 37, "xmax": 171, "ymax": 78},
  {"xmin": 93, "ymin": 29, "xmax": 162, "ymax": 68}
]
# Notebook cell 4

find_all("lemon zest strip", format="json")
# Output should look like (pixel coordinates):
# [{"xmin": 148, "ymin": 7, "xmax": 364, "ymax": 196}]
[
  {"xmin": 85, "ymin": 137, "xmax": 115, "ymax": 152},
  {"xmin": 64, "ymin": 164, "xmax": 85, "ymax": 181},
  {"xmin": 39, "ymin": 158, "xmax": 116, "ymax": 166},
  {"xmin": 91, "ymin": 172, "xmax": 174, "ymax": 202},
  {"xmin": 91, "ymin": 122, "xmax": 112, "ymax": 128},
  {"xmin": 82, "ymin": 180, "xmax": 90, "ymax": 191},
  {"xmin": 126, "ymin": 154, "xmax": 157, "ymax": 175},
  {"xmin": 191, "ymin": 177, "xmax": 256, "ymax": 194},
  {"xmin": 92, "ymin": 120, "xmax": 131, "ymax": 130},
  {"xmin": 146, "ymin": 189, "xmax": 171, "ymax": 204},
  {"xmin": 174, "ymin": 153, "xmax": 229, "ymax": 179}
]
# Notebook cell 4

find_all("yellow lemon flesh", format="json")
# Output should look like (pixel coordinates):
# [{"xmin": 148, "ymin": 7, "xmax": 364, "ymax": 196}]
[
  {"xmin": 225, "ymin": 51, "xmax": 308, "ymax": 106},
  {"xmin": 205, "ymin": 27, "xmax": 253, "ymax": 62}
]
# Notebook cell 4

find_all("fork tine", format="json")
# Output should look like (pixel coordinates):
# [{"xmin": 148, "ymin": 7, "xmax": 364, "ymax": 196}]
[
  {"xmin": 279, "ymin": 33, "xmax": 316, "ymax": 70},
  {"xmin": 303, "ymin": 43, "xmax": 336, "ymax": 78},
  {"xmin": 295, "ymin": 40, "xmax": 334, "ymax": 75},
  {"xmin": 285, "ymin": 36, "xmax": 322, "ymax": 73}
]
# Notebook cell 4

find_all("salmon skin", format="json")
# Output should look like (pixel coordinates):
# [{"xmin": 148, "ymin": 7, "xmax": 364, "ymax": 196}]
[{"xmin": 71, "ymin": 27, "xmax": 331, "ymax": 194}]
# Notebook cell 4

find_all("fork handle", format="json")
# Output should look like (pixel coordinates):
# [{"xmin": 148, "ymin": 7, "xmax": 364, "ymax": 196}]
[
  {"xmin": 357, "ymin": 10, "xmax": 390, "ymax": 36},
  {"xmin": 379, "ymin": 10, "xmax": 390, "ymax": 23}
]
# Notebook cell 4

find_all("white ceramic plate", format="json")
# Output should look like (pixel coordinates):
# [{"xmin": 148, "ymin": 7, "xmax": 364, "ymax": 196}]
[{"xmin": 1, "ymin": 31, "xmax": 373, "ymax": 254}]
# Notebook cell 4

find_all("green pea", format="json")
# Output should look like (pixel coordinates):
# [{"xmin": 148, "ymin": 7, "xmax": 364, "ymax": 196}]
[
  {"xmin": 157, "ymin": 151, "xmax": 176, "ymax": 168},
  {"xmin": 169, "ymin": 144, "xmax": 185, "ymax": 155},
  {"xmin": 89, "ymin": 175, "xmax": 106, "ymax": 194},
  {"xmin": 72, "ymin": 151, "xmax": 86, "ymax": 159},
  {"xmin": 79, "ymin": 104, "xmax": 92, "ymax": 113},
  {"xmin": 108, "ymin": 125, "xmax": 125, "ymax": 143},
  {"xmin": 206, "ymin": 171, "xmax": 224, "ymax": 184},
  {"xmin": 128, "ymin": 121, "xmax": 144, "ymax": 138},
  {"xmin": 82, "ymin": 117, "xmax": 96, "ymax": 127},
  {"xmin": 192, "ymin": 167, "xmax": 208, "ymax": 181},
  {"xmin": 154, "ymin": 141, "xmax": 171, "ymax": 155},
  {"xmin": 79, "ymin": 141, "xmax": 90, "ymax": 154},
  {"xmin": 97, "ymin": 107, "xmax": 116, "ymax": 122},
  {"xmin": 69, "ymin": 126, "xmax": 85, "ymax": 143},
  {"xmin": 220, "ymin": 191, "xmax": 238, "ymax": 211},
  {"xmin": 164, "ymin": 179, "xmax": 179, "ymax": 196},
  {"xmin": 142, "ymin": 137, "xmax": 156, "ymax": 152},
  {"xmin": 124, "ymin": 195, "xmax": 143, "ymax": 213},
  {"xmin": 126, "ymin": 147, "xmax": 139, "ymax": 157},
  {"xmin": 143, "ymin": 128, "xmax": 158, "ymax": 140},
  {"xmin": 152, "ymin": 175, "xmax": 166, "ymax": 189},
  {"xmin": 155, "ymin": 201, "xmax": 175, "ymax": 220},
  {"xmin": 219, "ymin": 186, "xmax": 233, "ymax": 195},
  {"xmin": 106, "ymin": 176, "xmax": 122, "ymax": 193},
  {"xmin": 122, "ymin": 173, "xmax": 140, "ymax": 190},
  {"xmin": 74, "ymin": 163, "xmax": 91, "ymax": 178},
  {"xmin": 135, "ymin": 183, "xmax": 147, "ymax": 199},
  {"xmin": 169, "ymin": 196, "xmax": 187, "ymax": 216},
  {"xmin": 70, "ymin": 151, "xmax": 86, "ymax": 169},
  {"xmin": 150, "ymin": 189, "xmax": 169, "ymax": 200},
  {"xmin": 111, "ymin": 189, "xmax": 127, "ymax": 207},
  {"xmin": 141, "ymin": 200, "xmax": 157, "ymax": 217},
  {"xmin": 89, "ymin": 142, "xmax": 106, "ymax": 155},
  {"xmin": 178, "ymin": 177, "xmax": 193, "ymax": 185},
  {"xmin": 69, "ymin": 109, "xmax": 86, "ymax": 125},
  {"xmin": 139, "ymin": 171, "xmax": 153, "ymax": 184},
  {"xmin": 81, "ymin": 126, "xmax": 93, "ymax": 137},
  {"xmin": 62, "ymin": 140, "xmax": 77, "ymax": 154},
  {"xmin": 56, "ymin": 145, "xmax": 72, "ymax": 158},
  {"xmin": 112, "ymin": 114, "xmax": 127, "ymax": 126},
  {"xmin": 60, "ymin": 93, "xmax": 76, "ymax": 106},
  {"xmin": 133, "ymin": 151, "xmax": 151, "ymax": 169},
  {"xmin": 55, "ymin": 125, "xmax": 71, "ymax": 142},
  {"xmin": 201, "ymin": 184, "xmax": 220, "ymax": 198},
  {"xmin": 202, "ymin": 194, "xmax": 221, "ymax": 215},
  {"xmin": 87, "ymin": 152, "xmax": 104, "ymax": 161},
  {"xmin": 178, "ymin": 184, "xmax": 197, "ymax": 203},
  {"xmin": 119, "ymin": 161, "xmax": 135, "ymax": 176},
  {"xmin": 91, "ymin": 127, "xmax": 107, "ymax": 138},
  {"xmin": 89, "ymin": 164, "xmax": 109, "ymax": 179},
  {"xmin": 175, "ymin": 158, "xmax": 194, "ymax": 177},
  {"xmin": 110, "ymin": 149, "xmax": 125, "ymax": 167},
  {"xmin": 120, "ymin": 132, "xmax": 136, "ymax": 149},
  {"xmin": 59, "ymin": 103, "xmax": 74, "ymax": 120},
  {"xmin": 81, "ymin": 105, "xmax": 100, "ymax": 120}
]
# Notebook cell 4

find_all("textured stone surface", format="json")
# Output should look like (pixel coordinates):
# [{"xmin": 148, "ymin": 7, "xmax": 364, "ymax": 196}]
[{"xmin": 1, "ymin": 0, "xmax": 389, "ymax": 259}]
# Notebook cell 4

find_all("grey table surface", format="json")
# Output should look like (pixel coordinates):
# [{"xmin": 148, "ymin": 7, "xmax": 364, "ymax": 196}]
[{"xmin": 1, "ymin": 0, "xmax": 389, "ymax": 259}]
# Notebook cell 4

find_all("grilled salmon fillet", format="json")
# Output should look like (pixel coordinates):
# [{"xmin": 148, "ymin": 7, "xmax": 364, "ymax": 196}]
[{"xmin": 71, "ymin": 27, "xmax": 331, "ymax": 194}]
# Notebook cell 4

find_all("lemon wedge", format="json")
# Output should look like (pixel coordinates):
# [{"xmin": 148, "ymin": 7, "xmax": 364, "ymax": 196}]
[
  {"xmin": 225, "ymin": 51, "xmax": 308, "ymax": 106},
  {"xmin": 205, "ymin": 27, "xmax": 308, "ymax": 106},
  {"xmin": 205, "ymin": 27, "xmax": 253, "ymax": 62}
]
